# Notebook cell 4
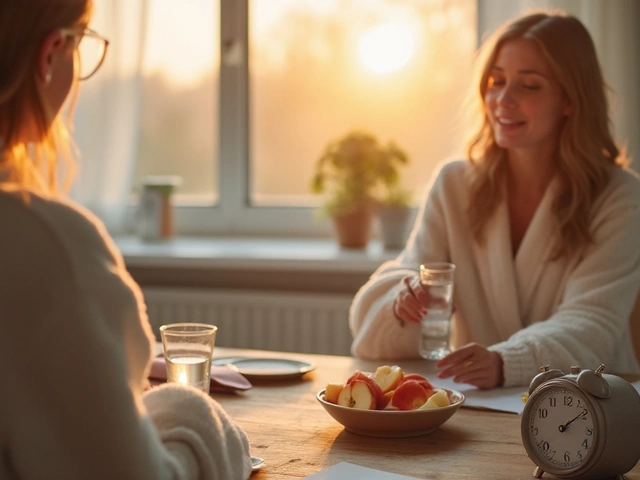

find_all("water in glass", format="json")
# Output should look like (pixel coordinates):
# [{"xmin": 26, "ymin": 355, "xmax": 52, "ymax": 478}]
[
  {"xmin": 420, "ymin": 281, "xmax": 453, "ymax": 360},
  {"xmin": 165, "ymin": 354, "xmax": 211, "ymax": 392}
]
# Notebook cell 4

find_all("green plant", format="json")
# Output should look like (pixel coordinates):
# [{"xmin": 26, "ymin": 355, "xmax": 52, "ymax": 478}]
[{"xmin": 311, "ymin": 130, "xmax": 409, "ymax": 216}]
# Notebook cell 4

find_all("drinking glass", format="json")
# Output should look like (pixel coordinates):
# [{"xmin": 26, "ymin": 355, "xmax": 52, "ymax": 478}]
[
  {"xmin": 419, "ymin": 262, "xmax": 456, "ymax": 360},
  {"xmin": 159, "ymin": 323, "xmax": 217, "ymax": 392}
]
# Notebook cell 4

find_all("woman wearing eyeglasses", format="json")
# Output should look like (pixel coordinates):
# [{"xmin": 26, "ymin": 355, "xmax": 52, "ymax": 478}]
[{"xmin": 0, "ymin": 2, "xmax": 252, "ymax": 479}]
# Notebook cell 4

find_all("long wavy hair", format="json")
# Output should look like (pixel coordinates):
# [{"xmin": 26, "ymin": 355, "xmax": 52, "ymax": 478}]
[
  {"xmin": 0, "ymin": 0, "xmax": 93, "ymax": 195},
  {"xmin": 465, "ymin": 10, "xmax": 628, "ymax": 259}
]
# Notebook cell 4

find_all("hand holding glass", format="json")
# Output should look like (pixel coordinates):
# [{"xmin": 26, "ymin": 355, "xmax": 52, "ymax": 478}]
[
  {"xmin": 160, "ymin": 323, "xmax": 217, "ymax": 392},
  {"xmin": 419, "ymin": 263, "xmax": 455, "ymax": 360}
]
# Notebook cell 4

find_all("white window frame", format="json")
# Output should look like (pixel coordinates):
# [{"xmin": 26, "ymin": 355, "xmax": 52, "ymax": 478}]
[{"xmin": 164, "ymin": 0, "xmax": 332, "ymax": 238}]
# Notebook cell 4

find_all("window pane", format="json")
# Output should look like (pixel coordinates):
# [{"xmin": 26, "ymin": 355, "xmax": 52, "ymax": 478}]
[
  {"xmin": 135, "ymin": 0, "xmax": 219, "ymax": 204},
  {"xmin": 249, "ymin": 0, "xmax": 476, "ymax": 207}
]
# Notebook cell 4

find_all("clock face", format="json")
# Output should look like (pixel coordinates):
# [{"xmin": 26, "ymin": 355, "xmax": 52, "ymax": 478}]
[{"xmin": 526, "ymin": 387, "xmax": 596, "ymax": 470}]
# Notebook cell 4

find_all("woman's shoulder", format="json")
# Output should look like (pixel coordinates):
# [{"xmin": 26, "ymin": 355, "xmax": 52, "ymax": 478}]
[
  {"xmin": 435, "ymin": 158, "xmax": 471, "ymax": 177},
  {"xmin": 425, "ymin": 159, "xmax": 473, "ymax": 195},
  {"xmin": 0, "ymin": 189, "xmax": 120, "ymax": 265},
  {"xmin": 604, "ymin": 165, "xmax": 640, "ymax": 205}
]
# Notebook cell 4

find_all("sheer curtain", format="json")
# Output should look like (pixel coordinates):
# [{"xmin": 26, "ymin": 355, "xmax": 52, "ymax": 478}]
[
  {"xmin": 70, "ymin": 0, "xmax": 148, "ymax": 234},
  {"xmin": 477, "ymin": 0, "xmax": 640, "ymax": 168}
]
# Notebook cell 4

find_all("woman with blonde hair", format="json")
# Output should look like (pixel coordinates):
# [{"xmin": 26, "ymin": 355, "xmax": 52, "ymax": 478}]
[
  {"xmin": 0, "ymin": 1, "xmax": 252, "ymax": 478},
  {"xmin": 349, "ymin": 10, "xmax": 640, "ymax": 389}
]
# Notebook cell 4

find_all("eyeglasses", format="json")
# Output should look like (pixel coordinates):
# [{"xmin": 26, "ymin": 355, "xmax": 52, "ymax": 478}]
[{"xmin": 60, "ymin": 27, "xmax": 110, "ymax": 81}]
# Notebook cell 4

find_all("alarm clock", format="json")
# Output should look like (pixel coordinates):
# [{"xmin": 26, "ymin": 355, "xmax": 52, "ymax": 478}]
[{"xmin": 521, "ymin": 364, "xmax": 640, "ymax": 480}]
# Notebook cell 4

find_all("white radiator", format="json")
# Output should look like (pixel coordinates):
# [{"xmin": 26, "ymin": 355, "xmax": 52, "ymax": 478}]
[{"xmin": 142, "ymin": 287, "xmax": 354, "ymax": 356}]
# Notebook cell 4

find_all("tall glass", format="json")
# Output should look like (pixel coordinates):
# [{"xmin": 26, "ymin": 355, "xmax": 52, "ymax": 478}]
[
  {"xmin": 160, "ymin": 323, "xmax": 217, "ymax": 392},
  {"xmin": 419, "ymin": 263, "xmax": 456, "ymax": 360}
]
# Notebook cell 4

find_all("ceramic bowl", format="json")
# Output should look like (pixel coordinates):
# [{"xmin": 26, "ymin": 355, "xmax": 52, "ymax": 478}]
[{"xmin": 316, "ymin": 387, "xmax": 464, "ymax": 437}]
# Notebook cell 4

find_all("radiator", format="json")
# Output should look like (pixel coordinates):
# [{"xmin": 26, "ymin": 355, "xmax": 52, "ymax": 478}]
[{"xmin": 142, "ymin": 287, "xmax": 354, "ymax": 356}]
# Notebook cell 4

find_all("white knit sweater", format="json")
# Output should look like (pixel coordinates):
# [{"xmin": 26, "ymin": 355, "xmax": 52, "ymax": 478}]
[
  {"xmin": 350, "ymin": 160, "xmax": 640, "ymax": 387},
  {"xmin": 0, "ymin": 189, "xmax": 252, "ymax": 480}
]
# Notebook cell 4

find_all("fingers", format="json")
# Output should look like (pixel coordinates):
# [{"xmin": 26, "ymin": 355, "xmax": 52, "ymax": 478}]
[
  {"xmin": 436, "ymin": 344, "xmax": 503, "ymax": 389},
  {"xmin": 393, "ymin": 275, "xmax": 426, "ymax": 325}
]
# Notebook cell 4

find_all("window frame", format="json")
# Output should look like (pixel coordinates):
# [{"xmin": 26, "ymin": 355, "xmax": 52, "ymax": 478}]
[{"xmin": 161, "ymin": 0, "xmax": 333, "ymax": 237}]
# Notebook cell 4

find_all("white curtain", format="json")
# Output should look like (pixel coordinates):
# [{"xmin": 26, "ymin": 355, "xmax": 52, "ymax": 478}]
[
  {"xmin": 70, "ymin": 0, "xmax": 148, "ymax": 233},
  {"xmin": 477, "ymin": 0, "xmax": 640, "ymax": 168}
]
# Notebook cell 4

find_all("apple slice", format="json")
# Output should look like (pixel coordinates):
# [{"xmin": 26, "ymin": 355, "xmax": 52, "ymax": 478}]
[
  {"xmin": 337, "ymin": 380, "xmax": 377, "ymax": 410},
  {"xmin": 324, "ymin": 383, "xmax": 344, "ymax": 404},
  {"xmin": 398, "ymin": 373, "xmax": 434, "ymax": 392},
  {"xmin": 418, "ymin": 389, "xmax": 451, "ymax": 409},
  {"xmin": 346, "ymin": 371, "xmax": 384, "ymax": 408},
  {"xmin": 373, "ymin": 365, "xmax": 404, "ymax": 394},
  {"xmin": 391, "ymin": 380, "xmax": 430, "ymax": 410},
  {"xmin": 379, "ymin": 390, "xmax": 394, "ymax": 410}
]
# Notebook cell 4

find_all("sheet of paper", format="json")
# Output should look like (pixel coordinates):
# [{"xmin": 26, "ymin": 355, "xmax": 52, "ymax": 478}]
[
  {"xmin": 432, "ymin": 376, "xmax": 526, "ymax": 414},
  {"xmin": 432, "ymin": 377, "xmax": 640, "ymax": 416},
  {"xmin": 305, "ymin": 462, "xmax": 421, "ymax": 480}
]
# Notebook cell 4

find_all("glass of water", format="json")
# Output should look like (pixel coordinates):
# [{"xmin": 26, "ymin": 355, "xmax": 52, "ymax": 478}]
[
  {"xmin": 419, "ymin": 262, "xmax": 455, "ymax": 360},
  {"xmin": 160, "ymin": 323, "xmax": 217, "ymax": 392}
]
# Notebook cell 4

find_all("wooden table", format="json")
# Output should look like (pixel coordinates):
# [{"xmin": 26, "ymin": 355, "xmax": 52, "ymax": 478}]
[{"xmin": 208, "ymin": 347, "xmax": 640, "ymax": 480}]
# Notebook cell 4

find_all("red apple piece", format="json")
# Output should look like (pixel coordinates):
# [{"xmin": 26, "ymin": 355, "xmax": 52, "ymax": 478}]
[
  {"xmin": 391, "ymin": 380, "xmax": 430, "ymax": 410},
  {"xmin": 346, "ymin": 371, "xmax": 384, "ymax": 408},
  {"xmin": 337, "ymin": 380, "xmax": 377, "ymax": 410},
  {"xmin": 379, "ymin": 390, "xmax": 394, "ymax": 410},
  {"xmin": 398, "ymin": 373, "xmax": 434, "ymax": 392}
]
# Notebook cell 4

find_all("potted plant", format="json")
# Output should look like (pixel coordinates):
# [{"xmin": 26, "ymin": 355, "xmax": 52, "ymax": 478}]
[
  {"xmin": 311, "ymin": 130, "xmax": 409, "ymax": 248},
  {"xmin": 377, "ymin": 183, "xmax": 414, "ymax": 250}
]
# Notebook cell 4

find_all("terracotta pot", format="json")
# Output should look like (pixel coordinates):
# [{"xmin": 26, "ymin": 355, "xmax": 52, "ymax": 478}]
[{"xmin": 332, "ymin": 206, "xmax": 374, "ymax": 248}]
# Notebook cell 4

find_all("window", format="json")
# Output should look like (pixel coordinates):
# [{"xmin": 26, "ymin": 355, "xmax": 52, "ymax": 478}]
[
  {"xmin": 136, "ymin": 0, "xmax": 219, "ymax": 204},
  {"xmin": 136, "ymin": 0, "xmax": 477, "ymax": 236}
]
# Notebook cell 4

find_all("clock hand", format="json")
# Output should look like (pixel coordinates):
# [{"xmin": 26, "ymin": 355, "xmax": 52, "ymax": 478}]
[{"xmin": 558, "ymin": 409, "xmax": 587, "ymax": 433}]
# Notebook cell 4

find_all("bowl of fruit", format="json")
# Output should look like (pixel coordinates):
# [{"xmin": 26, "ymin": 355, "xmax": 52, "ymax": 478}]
[{"xmin": 317, "ymin": 365, "xmax": 464, "ymax": 437}]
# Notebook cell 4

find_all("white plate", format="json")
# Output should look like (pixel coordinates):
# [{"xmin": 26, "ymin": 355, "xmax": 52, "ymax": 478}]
[
  {"xmin": 317, "ymin": 387, "xmax": 465, "ymax": 437},
  {"xmin": 225, "ymin": 357, "xmax": 316, "ymax": 380},
  {"xmin": 251, "ymin": 456, "xmax": 265, "ymax": 472}
]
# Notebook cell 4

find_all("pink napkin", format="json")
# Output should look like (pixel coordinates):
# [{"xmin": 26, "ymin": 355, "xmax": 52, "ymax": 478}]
[{"xmin": 149, "ymin": 357, "xmax": 252, "ymax": 393}]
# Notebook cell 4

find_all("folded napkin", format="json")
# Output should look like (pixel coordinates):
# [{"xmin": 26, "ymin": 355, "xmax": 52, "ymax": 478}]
[{"xmin": 149, "ymin": 357, "xmax": 252, "ymax": 393}]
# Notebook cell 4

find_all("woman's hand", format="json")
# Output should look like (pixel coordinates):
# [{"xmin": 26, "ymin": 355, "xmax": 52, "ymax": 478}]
[
  {"xmin": 393, "ymin": 275, "xmax": 428, "ymax": 325},
  {"xmin": 436, "ymin": 343, "xmax": 504, "ymax": 389}
]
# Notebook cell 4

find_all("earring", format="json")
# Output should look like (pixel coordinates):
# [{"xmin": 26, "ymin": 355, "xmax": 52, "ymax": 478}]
[{"xmin": 45, "ymin": 72, "xmax": 52, "ymax": 84}]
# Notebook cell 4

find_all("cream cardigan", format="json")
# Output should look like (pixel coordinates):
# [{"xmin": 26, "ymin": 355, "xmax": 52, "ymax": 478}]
[
  {"xmin": 0, "ymin": 190, "xmax": 252, "ymax": 480},
  {"xmin": 350, "ymin": 160, "xmax": 640, "ymax": 387}
]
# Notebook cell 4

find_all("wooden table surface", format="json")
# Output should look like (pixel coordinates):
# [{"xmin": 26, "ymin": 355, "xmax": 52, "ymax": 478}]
[{"xmin": 207, "ymin": 347, "xmax": 640, "ymax": 480}]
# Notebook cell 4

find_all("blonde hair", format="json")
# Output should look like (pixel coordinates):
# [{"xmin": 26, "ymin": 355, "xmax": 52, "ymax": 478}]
[
  {"xmin": 0, "ymin": 0, "xmax": 93, "ymax": 195},
  {"xmin": 465, "ymin": 10, "xmax": 628, "ymax": 259}
]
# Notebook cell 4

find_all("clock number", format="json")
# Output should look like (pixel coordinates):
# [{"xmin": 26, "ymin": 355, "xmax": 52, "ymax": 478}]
[
  {"xmin": 564, "ymin": 396, "xmax": 573, "ymax": 406},
  {"xmin": 577, "ymin": 451, "xmax": 583, "ymax": 460},
  {"xmin": 539, "ymin": 408, "xmax": 548, "ymax": 418},
  {"xmin": 531, "ymin": 427, "xmax": 539, "ymax": 436},
  {"xmin": 576, "ymin": 398, "xmax": 583, "ymax": 408},
  {"xmin": 564, "ymin": 451, "xmax": 570, "ymax": 462},
  {"xmin": 586, "ymin": 427, "xmax": 593, "ymax": 436},
  {"xmin": 539, "ymin": 441, "xmax": 550, "ymax": 452},
  {"xmin": 549, "ymin": 397, "xmax": 557, "ymax": 407},
  {"xmin": 582, "ymin": 439, "xmax": 589, "ymax": 449}
]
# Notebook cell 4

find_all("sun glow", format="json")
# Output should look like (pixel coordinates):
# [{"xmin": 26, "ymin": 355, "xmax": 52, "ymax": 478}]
[{"xmin": 357, "ymin": 23, "xmax": 417, "ymax": 75}]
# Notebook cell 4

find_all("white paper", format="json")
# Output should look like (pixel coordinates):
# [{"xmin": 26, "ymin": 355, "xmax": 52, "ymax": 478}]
[
  {"xmin": 305, "ymin": 462, "xmax": 421, "ymax": 480},
  {"xmin": 430, "ymin": 375, "xmax": 526, "ymax": 414},
  {"xmin": 432, "ymin": 377, "xmax": 640, "ymax": 416}
]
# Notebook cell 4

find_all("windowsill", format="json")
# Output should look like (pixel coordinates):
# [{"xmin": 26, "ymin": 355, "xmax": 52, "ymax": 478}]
[{"xmin": 114, "ymin": 235, "xmax": 398, "ymax": 274}]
